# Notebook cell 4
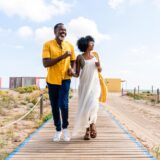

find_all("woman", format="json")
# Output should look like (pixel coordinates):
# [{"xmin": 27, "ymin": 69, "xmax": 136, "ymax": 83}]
[{"xmin": 70, "ymin": 35, "xmax": 103, "ymax": 140}]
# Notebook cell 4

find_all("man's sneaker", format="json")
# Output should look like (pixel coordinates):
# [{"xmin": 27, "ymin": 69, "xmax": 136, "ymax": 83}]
[
  {"xmin": 53, "ymin": 131, "xmax": 62, "ymax": 142},
  {"xmin": 63, "ymin": 129, "xmax": 71, "ymax": 141}
]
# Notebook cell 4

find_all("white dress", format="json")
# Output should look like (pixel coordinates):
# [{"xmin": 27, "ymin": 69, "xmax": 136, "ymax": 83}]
[{"xmin": 72, "ymin": 56, "xmax": 101, "ymax": 136}]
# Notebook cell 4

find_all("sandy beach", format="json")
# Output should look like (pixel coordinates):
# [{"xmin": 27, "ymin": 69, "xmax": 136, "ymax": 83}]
[{"xmin": 107, "ymin": 93, "xmax": 160, "ymax": 156}]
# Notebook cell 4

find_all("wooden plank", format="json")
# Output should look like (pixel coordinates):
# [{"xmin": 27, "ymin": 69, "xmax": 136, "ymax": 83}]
[{"xmin": 9, "ymin": 94, "xmax": 153, "ymax": 160}]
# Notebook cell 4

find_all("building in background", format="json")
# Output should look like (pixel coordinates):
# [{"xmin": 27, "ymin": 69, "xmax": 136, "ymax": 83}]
[
  {"xmin": 9, "ymin": 77, "xmax": 45, "ymax": 89},
  {"xmin": 105, "ymin": 78, "xmax": 124, "ymax": 92}
]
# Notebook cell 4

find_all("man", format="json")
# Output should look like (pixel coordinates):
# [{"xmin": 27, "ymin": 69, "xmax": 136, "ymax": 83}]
[{"xmin": 42, "ymin": 23, "xmax": 76, "ymax": 142}]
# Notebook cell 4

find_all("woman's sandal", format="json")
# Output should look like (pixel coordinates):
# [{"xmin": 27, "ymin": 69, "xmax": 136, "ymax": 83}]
[
  {"xmin": 90, "ymin": 123, "xmax": 97, "ymax": 138},
  {"xmin": 84, "ymin": 128, "xmax": 90, "ymax": 140}
]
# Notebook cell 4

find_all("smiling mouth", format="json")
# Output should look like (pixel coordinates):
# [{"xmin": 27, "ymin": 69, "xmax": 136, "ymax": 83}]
[{"xmin": 60, "ymin": 33, "xmax": 66, "ymax": 38}]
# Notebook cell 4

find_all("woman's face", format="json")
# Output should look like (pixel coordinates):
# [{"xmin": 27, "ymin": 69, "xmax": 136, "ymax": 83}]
[{"xmin": 87, "ymin": 41, "xmax": 94, "ymax": 51}]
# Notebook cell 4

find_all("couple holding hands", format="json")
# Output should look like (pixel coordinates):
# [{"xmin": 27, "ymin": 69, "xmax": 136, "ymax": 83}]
[{"xmin": 42, "ymin": 23, "xmax": 107, "ymax": 142}]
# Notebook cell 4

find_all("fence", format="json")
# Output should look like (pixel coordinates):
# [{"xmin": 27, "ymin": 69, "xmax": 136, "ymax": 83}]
[
  {"xmin": 121, "ymin": 86, "xmax": 160, "ymax": 104},
  {"xmin": 0, "ymin": 93, "xmax": 45, "ymax": 130}
]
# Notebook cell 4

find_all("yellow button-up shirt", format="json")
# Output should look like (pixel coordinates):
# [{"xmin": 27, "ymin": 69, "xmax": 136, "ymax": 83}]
[{"xmin": 42, "ymin": 39, "xmax": 76, "ymax": 85}]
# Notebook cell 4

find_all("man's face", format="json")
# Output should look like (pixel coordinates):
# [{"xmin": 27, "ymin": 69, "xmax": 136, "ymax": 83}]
[{"xmin": 55, "ymin": 25, "xmax": 67, "ymax": 41}]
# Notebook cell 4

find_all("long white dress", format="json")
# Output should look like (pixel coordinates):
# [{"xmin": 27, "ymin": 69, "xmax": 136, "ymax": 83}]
[{"xmin": 72, "ymin": 56, "xmax": 101, "ymax": 136}]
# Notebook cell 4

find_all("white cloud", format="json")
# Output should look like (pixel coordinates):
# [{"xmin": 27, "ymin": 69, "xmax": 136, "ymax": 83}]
[
  {"xmin": 153, "ymin": 0, "xmax": 160, "ymax": 8},
  {"xmin": 108, "ymin": 0, "xmax": 124, "ymax": 9},
  {"xmin": 0, "ymin": 25, "xmax": 53, "ymax": 44},
  {"xmin": 34, "ymin": 17, "xmax": 111, "ymax": 45},
  {"xmin": 129, "ymin": 0, "xmax": 144, "ymax": 5},
  {"xmin": 67, "ymin": 17, "xmax": 111, "ymax": 45},
  {"xmin": 108, "ymin": 0, "xmax": 145, "ymax": 9},
  {"xmin": 0, "ymin": 0, "xmax": 73, "ymax": 22},
  {"xmin": 35, "ymin": 27, "xmax": 54, "ymax": 43},
  {"xmin": 17, "ymin": 26, "xmax": 33, "ymax": 38},
  {"xmin": 0, "ymin": 17, "xmax": 111, "ymax": 46}
]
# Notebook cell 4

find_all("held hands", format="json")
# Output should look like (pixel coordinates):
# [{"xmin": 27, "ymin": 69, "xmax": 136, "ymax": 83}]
[
  {"xmin": 62, "ymin": 51, "xmax": 71, "ymax": 59},
  {"xmin": 68, "ymin": 68, "xmax": 75, "ymax": 76}
]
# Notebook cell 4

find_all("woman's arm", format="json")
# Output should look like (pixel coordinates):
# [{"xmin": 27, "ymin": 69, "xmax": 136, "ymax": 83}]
[
  {"xmin": 71, "ymin": 55, "xmax": 81, "ymax": 77},
  {"xmin": 94, "ymin": 52, "xmax": 102, "ymax": 72},
  {"xmin": 95, "ymin": 61, "xmax": 102, "ymax": 72}
]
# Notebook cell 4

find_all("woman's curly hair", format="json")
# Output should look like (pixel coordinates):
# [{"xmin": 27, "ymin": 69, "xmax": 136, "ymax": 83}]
[{"xmin": 77, "ymin": 35, "xmax": 94, "ymax": 52}]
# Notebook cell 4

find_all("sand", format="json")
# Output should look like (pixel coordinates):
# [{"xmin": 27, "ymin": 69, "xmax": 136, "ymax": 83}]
[{"xmin": 106, "ymin": 93, "xmax": 160, "ymax": 154}]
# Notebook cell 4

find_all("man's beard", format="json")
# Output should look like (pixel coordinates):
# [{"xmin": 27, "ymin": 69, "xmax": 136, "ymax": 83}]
[{"xmin": 58, "ymin": 35, "xmax": 65, "ymax": 41}]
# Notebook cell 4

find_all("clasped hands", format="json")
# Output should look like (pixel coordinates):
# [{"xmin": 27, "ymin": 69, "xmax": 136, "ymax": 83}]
[{"xmin": 68, "ymin": 68, "xmax": 75, "ymax": 76}]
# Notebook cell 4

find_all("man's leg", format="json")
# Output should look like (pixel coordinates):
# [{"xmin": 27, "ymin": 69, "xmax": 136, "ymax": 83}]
[
  {"xmin": 58, "ymin": 80, "xmax": 71, "ymax": 129},
  {"xmin": 47, "ymin": 83, "xmax": 61, "ymax": 131}
]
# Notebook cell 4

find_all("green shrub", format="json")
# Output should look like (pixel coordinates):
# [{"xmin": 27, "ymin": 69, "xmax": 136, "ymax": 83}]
[{"xmin": 14, "ymin": 85, "xmax": 39, "ymax": 93}]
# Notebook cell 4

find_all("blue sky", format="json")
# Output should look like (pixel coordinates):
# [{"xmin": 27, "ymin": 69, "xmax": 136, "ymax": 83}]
[{"xmin": 0, "ymin": 0, "xmax": 160, "ymax": 89}]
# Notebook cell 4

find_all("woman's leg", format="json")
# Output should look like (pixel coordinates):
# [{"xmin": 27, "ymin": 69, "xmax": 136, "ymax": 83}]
[
  {"xmin": 84, "ymin": 127, "xmax": 90, "ymax": 140},
  {"xmin": 90, "ymin": 123, "xmax": 97, "ymax": 138}
]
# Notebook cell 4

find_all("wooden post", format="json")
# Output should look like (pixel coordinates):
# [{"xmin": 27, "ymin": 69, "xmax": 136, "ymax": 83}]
[
  {"xmin": 40, "ymin": 93, "xmax": 43, "ymax": 119},
  {"xmin": 134, "ymin": 87, "xmax": 136, "ymax": 99},
  {"xmin": 121, "ymin": 87, "xmax": 124, "ymax": 96},
  {"xmin": 138, "ymin": 85, "xmax": 140, "ymax": 94},
  {"xmin": 151, "ymin": 85, "xmax": 154, "ymax": 93},
  {"xmin": 157, "ymin": 88, "xmax": 159, "ymax": 103}
]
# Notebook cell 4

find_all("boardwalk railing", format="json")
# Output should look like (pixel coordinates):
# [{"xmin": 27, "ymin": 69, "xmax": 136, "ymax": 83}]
[{"xmin": 0, "ymin": 93, "xmax": 44, "ymax": 130}]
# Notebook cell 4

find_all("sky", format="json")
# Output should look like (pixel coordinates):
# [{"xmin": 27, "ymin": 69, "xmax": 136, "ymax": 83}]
[{"xmin": 0, "ymin": 0, "xmax": 160, "ymax": 90}]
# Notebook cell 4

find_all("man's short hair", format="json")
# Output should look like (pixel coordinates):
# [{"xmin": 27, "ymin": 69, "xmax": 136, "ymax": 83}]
[{"xmin": 54, "ymin": 23, "xmax": 64, "ymax": 32}]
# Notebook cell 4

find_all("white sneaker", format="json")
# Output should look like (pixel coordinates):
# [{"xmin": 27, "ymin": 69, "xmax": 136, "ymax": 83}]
[
  {"xmin": 63, "ymin": 129, "xmax": 71, "ymax": 141},
  {"xmin": 53, "ymin": 131, "xmax": 62, "ymax": 142}
]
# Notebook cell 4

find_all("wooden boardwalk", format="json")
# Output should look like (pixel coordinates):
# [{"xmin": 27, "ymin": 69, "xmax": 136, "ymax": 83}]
[{"xmin": 8, "ymin": 94, "xmax": 156, "ymax": 160}]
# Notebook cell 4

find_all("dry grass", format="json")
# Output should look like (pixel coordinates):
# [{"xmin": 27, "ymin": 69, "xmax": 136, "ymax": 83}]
[
  {"xmin": 0, "ymin": 87, "xmax": 50, "ymax": 160},
  {"xmin": 126, "ymin": 91, "xmax": 158, "ymax": 104},
  {"xmin": 0, "ymin": 87, "xmax": 73, "ymax": 160},
  {"xmin": 152, "ymin": 145, "xmax": 160, "ymax": 160}
]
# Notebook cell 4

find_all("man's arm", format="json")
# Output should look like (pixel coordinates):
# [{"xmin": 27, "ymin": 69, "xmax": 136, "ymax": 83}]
[{"xmin": 43, "ymin": 51, "xmax": 71, "ymax": 68}]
